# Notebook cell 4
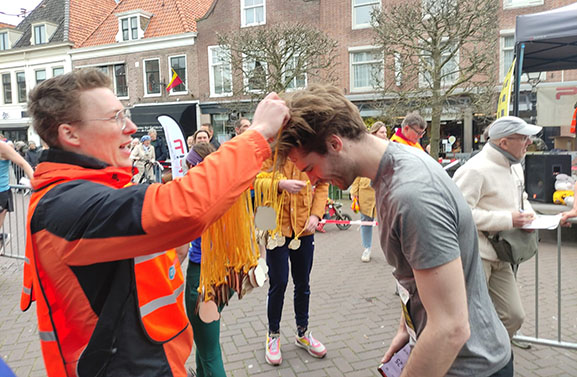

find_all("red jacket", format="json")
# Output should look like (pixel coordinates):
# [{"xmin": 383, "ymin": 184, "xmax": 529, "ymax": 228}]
[{"xmin": 21, "ymin": 130, "xmax": 271, "ymax": 376}]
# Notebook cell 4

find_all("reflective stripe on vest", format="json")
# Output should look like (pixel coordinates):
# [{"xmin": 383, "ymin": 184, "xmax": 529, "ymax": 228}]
[
  {"xmin": 134, "ymin": 249, "xmax": 188, "ymax": 343},
  {"xmin": 21, "ymin": 184, "xmax": 58, "ymax": 312},
  {"xmin": 39, "ymin": 331, "xmax": 57, "ymax": 342},
  {"xmin": 140, "ymin": 283, "xmax": 184, "ymax": 317},
  {"xmin": 134, "ymin": 251, "xmax": 166, "ymax": 264},
  {"xmin": 21, "ymin": 183, "xmax": 69, "ymax": 376}
]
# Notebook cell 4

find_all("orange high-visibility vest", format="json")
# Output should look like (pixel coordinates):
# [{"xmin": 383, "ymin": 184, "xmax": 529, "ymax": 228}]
[
  {"xmin": 133, "ymin": 249, "xmax": 188, "ymax": 343},
  {"xmin": 21, "ymin": 182, "xmax": 188, "ymax": 376},
  {"xmin": 21, "ymin": 183, "xmax": 67, "ymax": 376}
]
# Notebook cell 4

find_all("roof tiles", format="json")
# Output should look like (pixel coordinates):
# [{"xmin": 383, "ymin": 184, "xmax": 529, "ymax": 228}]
[
  {"xmin": 69, "ymin": 0, "xmax": 118, "ymax": 47},
  {"xmin": 13, "ymin": 0, "xmax": 65, "ymax": 48},
  {"xmin": 80, "ymin": 0, "xmax": 214, "ymax": 48}
]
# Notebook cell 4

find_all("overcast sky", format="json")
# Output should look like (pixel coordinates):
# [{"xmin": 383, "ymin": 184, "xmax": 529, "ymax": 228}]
[{"xmin": 0, "ymin": 0, "xmax": 44, "ymax": 26}]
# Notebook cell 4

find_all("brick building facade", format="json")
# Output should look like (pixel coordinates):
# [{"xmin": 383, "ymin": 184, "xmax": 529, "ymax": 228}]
[
  {"xmin": 2, "ymin": 0, "xmax": 577, "ymax": 150},
  {"xmin": 195, "ymin": 0, "xmax": 577, "ymax": 149}
]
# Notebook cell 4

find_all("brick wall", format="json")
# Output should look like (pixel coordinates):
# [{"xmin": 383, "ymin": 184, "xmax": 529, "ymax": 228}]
[
  {"xmin": 196, "ymin": 0, "xmax": 322, "ymax": 103},
  {"xmin": 73, "ymin": 45, "xmax": 198, "ymax": 106},
  {"xmin": 195, "ymin": 0, "xmax": 577, "ymax": 107}
]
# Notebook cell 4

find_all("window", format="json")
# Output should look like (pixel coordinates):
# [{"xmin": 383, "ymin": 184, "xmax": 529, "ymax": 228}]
[
  {"xmin": 121, "ymin": 16, "xmax": 139, "ymax": 41},
  {"xmin": 169, "ymin": 56, "xmax": 186, "ymax": 93},
  {"xmin": 421, "ymin": 41, "xmax": 459, "ymax": 87},
  {"xmin": 350, "ymin": 49, "xmax": 382, "ymax": 91},
  {"xmin": 96, "ymin": 66, "xmax": 109, "ymax": 75},
  {"xmin": 241, "ymin": 0, "xmax": 265, "ymax": 27},
  {"xmin": 501, "ymin": 35, "xmax": 514, "ymax": 82},
  {"xmin": 35, "ymin": 70, "xmax": 46, "ymax": 85},
  {"xmin": 394, "ymin": 52, "xmax": 402, "ymax": 87},
  {"xmin": 34, "ymin": 25, "xmax": 47, "ymax": 44},
  {"xmin": 422, "ymin": 0, "xmax": 456, "ymax": 17},
  {"xmin": 244, "ymin": 58, "xmax": 267, "ymax": 92},
  {"xmin": 52, "ymin": 67, "xmax": 64, "ymax": 77},
  {"xmin": 130, "ymin": 17, "xmax": 138, "ymax": 40},
  {"xmin": 503, "ymin": 0, "xmax": 543, "ymax": 9},
  {"xmin": 116, "ymin": 12, "xmax": 151, "ymax": 43},
  {"xmin": 2, "ymin": 74, "xmax": 11, "ymax": 104},
  {"xmin": 352, "ymin": 0, "xmax": 380, "ymax": 29},
  {"xmin": 0, "ymin": 32, "xmax": 7, "ymax": 50},
  {"xmin": 114, "ymin": 64, "xmax": 128, "ymax": 97},
  {"xmin": 211, "ymin": 113, "xmax": 229, "ymax": 141},
  {"xmin": 144, "ymin": 59, "xmax": 160, "ymax": 95},
  {"xmin": 16, "ymin": 72, "xmax": 26, "ymax": 103},
  {"xmin": 209, "ymin": 46, "xmax": 232, "ymax": 97},
  {"xmin": 285, "ymin": 55, "xmax": 306, "ymax": 91}
]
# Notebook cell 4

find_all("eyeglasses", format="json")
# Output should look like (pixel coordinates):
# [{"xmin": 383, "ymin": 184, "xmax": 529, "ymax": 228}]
[
  {"xmin": 409, "ymin": 125, "xmax": 426, "ymax": 137},
  {"xmin": 72, "ymin": 108, "xmax": 132, "ymax": 131}
]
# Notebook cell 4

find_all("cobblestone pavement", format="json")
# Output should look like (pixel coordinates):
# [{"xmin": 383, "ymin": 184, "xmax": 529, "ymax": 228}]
[{"xmin": 2, "ymin": 215, "xmax": 577, "ymax": 376}]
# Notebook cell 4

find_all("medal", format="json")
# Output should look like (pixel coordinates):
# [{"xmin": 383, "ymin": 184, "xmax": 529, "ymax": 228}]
[
  {"xmin": 253, "ymin": 264, "xmax": 267, "ymax": 287},
  {"xmin": 275, "ymin": 235, "xmax": 286, "ymax": 247},
  {"xmin": 240, "ymin": 272, "xmax": 252, "ymax": 298},
  {"xmin": 288, "ymin": 238, "xmax": 301, "ymax": 250},
  {"xmin": 266, "ymin": 236, "xmax": 277, "ymax": 250},
  {"xmin": 258, "ymin": 257, "xmax": 269, "ymax": 275},
  {"xmin": 248, "ymin": 267, "xmax": 258, "ymax": 287}
]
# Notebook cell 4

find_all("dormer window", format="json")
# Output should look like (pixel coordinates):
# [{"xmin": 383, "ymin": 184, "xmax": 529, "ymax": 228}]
[
  {"xmin": 0, "ymin": 32, "xmax": 7, "ymax": 50},
  {"xmin": 0, "ymin": 29, "xmax": 23, "ymax": 50},
  {"xmin": 115, "ymin": 10, "xmax": 152, "ymax": 42},
  {"xmin": 34, "ymin": 25, "xmax": 46, "ymax": 44},
  {"xmin": 121, "ymin": 17, "xmax": 138, "ymax": 41},
  {"xmin": 30, "ymin": 22, "xmax": 57, "ymax": 45}
]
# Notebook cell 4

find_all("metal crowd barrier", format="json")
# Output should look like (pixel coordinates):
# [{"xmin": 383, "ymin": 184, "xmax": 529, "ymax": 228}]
[
  {"xmin": 513, "ymin": 202, "xmax": 577, "ymax": 350},
  {"xmin": 0, "ymin": 184, "xmax": 30, "ymax": 260}
]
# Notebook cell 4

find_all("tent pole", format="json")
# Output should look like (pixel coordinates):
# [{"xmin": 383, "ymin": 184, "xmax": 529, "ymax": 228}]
[{"xmin": 513, "ymin": 43, "xmax": 525, "ymax": 117}]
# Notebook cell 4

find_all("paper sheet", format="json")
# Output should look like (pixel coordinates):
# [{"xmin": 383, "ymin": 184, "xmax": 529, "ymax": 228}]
[{"xmin": 522, "ymin": 214, "xmax": 562, "ymax": 230}]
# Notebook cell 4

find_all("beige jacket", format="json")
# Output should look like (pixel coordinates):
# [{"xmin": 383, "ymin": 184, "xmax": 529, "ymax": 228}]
[
  {"xmin": 131, "ymin": 143, "xmax": 156, "ymax": 182},
  {"xmin": 453, "ymin": 144, "xmax": 533, "ymax": 261}
]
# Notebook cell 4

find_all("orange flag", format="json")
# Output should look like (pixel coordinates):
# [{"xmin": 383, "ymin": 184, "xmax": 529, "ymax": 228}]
[{"xmin": 166, "ymin": 68, "xmax": 183, "ymax": 92}]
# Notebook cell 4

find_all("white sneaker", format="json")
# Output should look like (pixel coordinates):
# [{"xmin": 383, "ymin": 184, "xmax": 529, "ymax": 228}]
[
  {"xmin": 361, "ymin": 248, "xmax": 371, "ymax": 262},
  {"xmin": 295, "ymin": 331, "xmax": 327, "ymax": 358},
  {"xmin": 265, "ymin": 333, "xmax": 282, "ymax": 366}
]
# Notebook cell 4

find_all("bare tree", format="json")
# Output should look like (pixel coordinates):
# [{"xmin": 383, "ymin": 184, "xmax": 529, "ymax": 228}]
[
  {"xmin": 372, "ymin": 0, "xmax": 499, "ymax": 158},
  {"xmin": 217, "ymin": 22, "xmax": 338, "ymax": 109}
]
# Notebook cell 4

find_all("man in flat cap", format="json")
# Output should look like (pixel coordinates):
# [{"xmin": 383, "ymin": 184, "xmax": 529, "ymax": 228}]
[{"xmin": 453, "ymin": 116, "xmax": 542, "ymax": 344}]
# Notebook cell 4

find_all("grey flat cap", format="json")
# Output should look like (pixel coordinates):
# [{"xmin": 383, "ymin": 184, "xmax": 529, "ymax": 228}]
[{"xmin": 488, "ymin": 116, "xmax": 542, "ymax": 139}]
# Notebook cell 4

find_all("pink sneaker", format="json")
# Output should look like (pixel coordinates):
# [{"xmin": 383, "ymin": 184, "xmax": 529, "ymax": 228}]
[
  {"xmin": 265, "ymin": 333, "xmax": 282, "ymax": 366},
  {"xmin": 295, "ymin": 331, "xmax": 327, "ymax": 358}
]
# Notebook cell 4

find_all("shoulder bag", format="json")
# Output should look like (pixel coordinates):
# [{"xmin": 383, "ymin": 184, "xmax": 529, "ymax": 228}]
[{"xmin": 484, "ymin": 229, "xmax": 539, "ymax": 264}]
